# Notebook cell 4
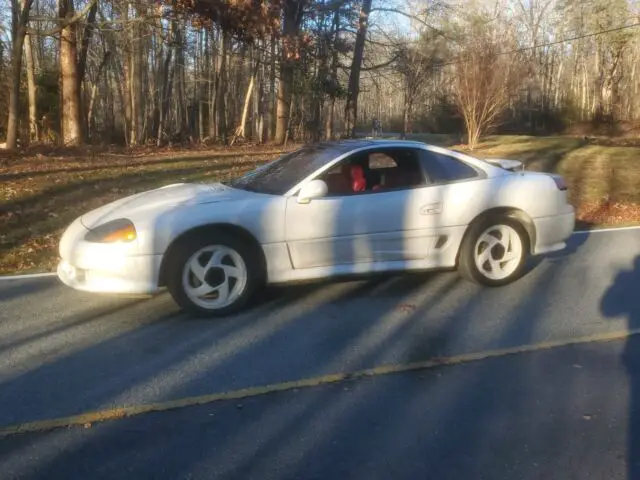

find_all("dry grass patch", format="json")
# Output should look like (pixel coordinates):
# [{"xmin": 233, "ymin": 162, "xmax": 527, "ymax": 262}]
[{"xmin": 1, "ymin": 137, "xmax": 638, "ymax": 275}]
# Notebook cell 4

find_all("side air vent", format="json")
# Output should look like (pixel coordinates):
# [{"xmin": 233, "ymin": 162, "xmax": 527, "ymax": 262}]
[{"xmin": 435, "ymin": 235, "xmax": 448, "ymax": 249}]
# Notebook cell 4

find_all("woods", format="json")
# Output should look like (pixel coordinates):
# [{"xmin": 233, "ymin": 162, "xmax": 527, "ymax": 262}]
[{"xmin": 1, "ymin": 0, "xmax": 640, "ymax": 149}]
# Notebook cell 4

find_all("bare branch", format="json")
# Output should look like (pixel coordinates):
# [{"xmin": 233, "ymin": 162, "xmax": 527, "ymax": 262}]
[
  {"xmin": 369, "ymin": 7, "xmax": 448, "ymax": 37},
  {"xmin": 25, "ymin": 0, "xmax": 97, "ymax": 37}
]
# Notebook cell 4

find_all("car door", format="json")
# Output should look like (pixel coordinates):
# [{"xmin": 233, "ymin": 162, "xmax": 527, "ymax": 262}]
[{"xmin": 284, "ymin": 147, "xmax": 447, "ymax": 270}]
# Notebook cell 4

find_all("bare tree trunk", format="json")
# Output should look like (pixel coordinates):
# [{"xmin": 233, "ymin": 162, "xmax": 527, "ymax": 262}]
[
  {"xmin": 135, "ymin": 12, "xmax": 145, "ymax": 143},
  {"xmin": 283, "ymin": 92, "xmax": 295, "ymax": 147},
  {"xmin": 344, "ymin": 0, "xmax": 373, "ymax": 138},
  {"xmin": 77, "ymin": 0, "xmax": 97, "ymax": 83},
  {"xmin": 121, "ymin": 3, "xmax": 132, "ymax": 144},
  {"xmin": 59, "ymin": 0, "xmax": 83, "ymax": 146},
  {"xmin": 158, "ymin": 21, "xmax": 176, "ymax": 146},
  {"xmin": 6, "ymin": 0, "xmax": 33, "ymax": 149},
  {"xmin": 216, "ymin": 31, "xmax": 229, "ymax": 144},
  {"xmin": 105, "ymin": 53, "xmax": 115, "ymax": 140},
  {"xmin": 402, "ymin": 92, "xmax": 409, "ymax": 140},
  {"xmin": 268, "ymin": 35, "xmax": 276, "ymax": 141},
  {"xmin": 231, "ymin": 66, "xmax": 256, "ymax": 145},
  {"xmin": 25, "ymin": 33, "xmax": 38, "ymax": 142},
  {"xmin": 128, "ymin": 4, "xmax": 143, "ymax": 145},
  {"xmin": 151, "ymin": 13, "xmax": 164, "ymax": 140},
  {"xmin": 275, "ymin": 64, "xmax": 293, "ymax": 144},
  {"xmin": 175, "ymin": 23, "xmax": 183, "ymax": 137},
  {"xmin": 178, "ymin": 22, "xmax": 188, "ymax": 137},
  {"xmin": 255, "ymin": 46, "xmax": 266, "ymax": 143},
  {"xmin": 594, "ymin": 44, "xmax": 604, "ymax": 120},
  {"xmin": 275, "ymin": 0, "xmax": 304, "ymax": 144},
  {"xmin": 198, "ymin": 29, "xmax": 205, "ymax": 141},
  {"xmin": 87, "ymin": 51, "xmax": 111, "ymax": 138},
  {"xmin": 313, "ymin": 34, "xmax": 327, "ymax": 142},
  {"xmin": 208, "ymin": 29, "xmax": 218, "ymax": 139},
  {"xmin": 325, "ymin": 4, "xmax": 339, "ymax": 142},
  {"xmin": 127, "ymin": 56, "xmax": 136, "ymax": 143},
  {"xmin": 554, "ymin": 58, "xmax": 564, "ymax": 109}
]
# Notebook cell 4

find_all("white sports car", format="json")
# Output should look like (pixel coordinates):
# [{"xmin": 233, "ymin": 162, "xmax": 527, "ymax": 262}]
[{"xmin": 58, "ymin": 140, "xmax": 575, "ymax": 316}]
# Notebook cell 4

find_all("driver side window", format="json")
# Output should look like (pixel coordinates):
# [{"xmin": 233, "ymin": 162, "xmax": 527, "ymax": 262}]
[{"xmin": 319, "ymin": 148, "xmax": 427, "ymax": 196}]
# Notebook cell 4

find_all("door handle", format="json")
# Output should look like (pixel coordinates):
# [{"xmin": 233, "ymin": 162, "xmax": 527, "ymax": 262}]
[{"xmin": 420, "ymin": 203, "xmax": 442, "ymax": 215}]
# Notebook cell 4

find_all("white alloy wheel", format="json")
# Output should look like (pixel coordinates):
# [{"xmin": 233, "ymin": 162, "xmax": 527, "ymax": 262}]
[
  {"xmin": 473, "ymin": 224, "xmax": 524, "ymax": 281},
  {"xmin": 182, "ymin": 245, "xmax": 248, "ymax": 310}
]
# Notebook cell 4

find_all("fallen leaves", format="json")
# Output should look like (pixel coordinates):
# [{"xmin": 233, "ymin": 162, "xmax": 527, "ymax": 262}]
[
  {"xmin": 576, "ymin": 201, "xmax": 640, "ymax": 227},
  {"xmin": 1, "ymin": 139, "xmax": 639, "ymax": 275},
  {"xmin": 397, "ymin": 304, "xmax": 418, "ymax": 313},
  {"xmin": 0, "ymin": 147, "xmax": 281, "ymax": 275}
]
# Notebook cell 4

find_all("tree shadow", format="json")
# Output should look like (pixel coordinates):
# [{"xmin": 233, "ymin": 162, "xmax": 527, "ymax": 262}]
[
  {"xmin": 0, "ymin": 234, "xmax": 598, "ymax": 479},
  {"xmin": 0, "ymin": 145, "xmax": 597, "ymax": 478},
  {"xmin": 0, "ymin": 277, "xmax": 56, "ymax": 303},
  {"xmin": 0, "ymin": 152, "xmax": 274, "ymax": 182},
  {"xmin": 479, "ymin": 141, "xmax": 584, "ymax": 174},
  {"xmin": 1, "ymin": 160, "xmax": 264, "ymax": 270},
  {"xmin": 601, "ymin": 255, "xmax": 640, "ymax": 480},
  {"xmin": 0, "ymin": 225, "xmax": 595, "ymax": 479}
]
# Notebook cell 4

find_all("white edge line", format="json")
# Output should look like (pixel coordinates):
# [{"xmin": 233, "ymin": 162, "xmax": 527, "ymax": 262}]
[
  {"xmin": 0, "ymin": 226, "xmax": 638, "ymax": 281},
  {"xmin": 0, "ymin": 272, "xmax": 57, "ymax": 281},
  {"xmin": 573, "ymin": 225, "xmax": 640, "ymax": 235}
]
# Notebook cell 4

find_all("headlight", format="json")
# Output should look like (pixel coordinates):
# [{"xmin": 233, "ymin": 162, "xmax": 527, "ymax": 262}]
[{"xmin": 85, "ymin": 219, "xmax": 137, "ymax": 243}]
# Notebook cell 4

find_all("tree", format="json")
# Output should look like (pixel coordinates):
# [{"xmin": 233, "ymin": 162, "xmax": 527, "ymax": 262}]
[
  {"xmin": 323, "ymin": 1, "xmax": 343, "ymax": 140},
  {"xmin": 396, "ymin": 32, "xmax": 445, "ymax": 138},
  {"xmin": 24, "ymin": 31, "xmax": 38, "ymax": 142},
  {"xmin": 516, "ymin": 0, "xmax": 554, "ymax": 133},
  {"xmin": 344, "ymin": 0, "xmax": 372, "ymax": 138},
  {"xmin": 274, "ymin": 0, "xmax": 307, "ymax": 144},
  {"xmin": 58, "ymin": 0, "xmax": 83, "ymax": 146},
  {"xmin": 451, "ymin": 21, "xmax": 523, "ymax": 149},
  {"xmin": 4, "ymin": 0, "xmax": 639, "ymax": 150},
  {"xmin": 6, "ymin": 0, "xmax": 34, "ymax": 149}
]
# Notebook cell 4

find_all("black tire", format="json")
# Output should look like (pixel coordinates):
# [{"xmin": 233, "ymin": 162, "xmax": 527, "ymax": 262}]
[
  {"xmin": 458, "ymin": 216, "xmax": 530, "ymax": 287},
  {"xmin": 165, "ymin": 231, "xmax": 264, "ymax": 317}
]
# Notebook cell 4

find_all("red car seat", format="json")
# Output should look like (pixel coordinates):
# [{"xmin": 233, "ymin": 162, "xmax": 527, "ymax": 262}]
[{"xmin": 349, "ymin": 164, "xmax": 367, "ymax": 192}]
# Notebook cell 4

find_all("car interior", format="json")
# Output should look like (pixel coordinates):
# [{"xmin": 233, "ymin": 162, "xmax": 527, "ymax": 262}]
[{"xmin": 319, "ymin": 149, "xmax": 426, "ymax": 196}]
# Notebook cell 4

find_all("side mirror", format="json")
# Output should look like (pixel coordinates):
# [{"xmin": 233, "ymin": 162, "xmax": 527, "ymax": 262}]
[{"xmin": 297, "ymin": 179, "xmax": 328, "ymax": 204}]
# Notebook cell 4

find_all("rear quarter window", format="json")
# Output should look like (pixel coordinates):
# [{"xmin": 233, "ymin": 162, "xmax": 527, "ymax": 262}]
[
  {"xmin": 368, "ymin": 153, "xmax": 397, "ymax": 169},
  {"xmin": 420, "ymin": 151, "xmax": 479, "ymax": 183}
]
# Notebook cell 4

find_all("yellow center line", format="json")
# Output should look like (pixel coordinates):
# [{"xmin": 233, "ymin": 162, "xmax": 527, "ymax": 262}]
[{"xmin": 1, "ymin": 327, "xmax": 637, "ymax": 438}]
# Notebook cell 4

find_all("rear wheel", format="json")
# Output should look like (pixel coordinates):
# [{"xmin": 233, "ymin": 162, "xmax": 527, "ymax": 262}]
[
  {"xmin": 458, "ymin": 217, "xmax": 529, "ymax": 286},
  {"xmin": 165, "ymin": 233, "xmax": 263, "ymax": 317}
]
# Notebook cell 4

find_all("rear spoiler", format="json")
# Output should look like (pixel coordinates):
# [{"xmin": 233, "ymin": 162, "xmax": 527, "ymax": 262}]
[{"xmin": 484, "ymin": 158, "xmax": 524, "ymax": 172}]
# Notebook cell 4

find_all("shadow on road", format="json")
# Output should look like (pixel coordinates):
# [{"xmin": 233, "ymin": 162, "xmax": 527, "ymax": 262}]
[
  {"xmin": 601, "ymin": 255, "xmax": 640, "ymax": 479},
  {"xmin": 0, "ymin": 278, "xmax": 56, "ymax": 303},
  {"xmin": 0, "ymin": 197, "xmax": 608, "ymax": 480}
]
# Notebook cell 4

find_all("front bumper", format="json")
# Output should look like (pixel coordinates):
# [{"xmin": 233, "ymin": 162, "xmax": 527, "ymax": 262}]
[
  {"xmin": 57, "ymin": 216, "xmax": 163, "ymax": 295},
  {"xmin": 57, "ymin": 256, "xmax": 163, "ymax": 295}
]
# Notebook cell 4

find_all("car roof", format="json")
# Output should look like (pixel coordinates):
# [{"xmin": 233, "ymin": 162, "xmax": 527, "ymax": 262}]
[
  {"xmin": 315, "ymin": 139, "xmax": 495, "ymax": 172},
  {"xmin": 282, "ymin": 139, "xmax": 500, "ymax": 196},
  {"xmin": 309, "ymin": 139, "xmax": 431, "ymax": 156},
  {"xmin": 318, "ymin": 138, "xmax": 427, "ymax": 149}
]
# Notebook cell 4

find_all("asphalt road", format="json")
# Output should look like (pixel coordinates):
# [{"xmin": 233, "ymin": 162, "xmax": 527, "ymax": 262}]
[{"xmin": 0, "ymin": 228, "xmax": 638, "ymax": 479}]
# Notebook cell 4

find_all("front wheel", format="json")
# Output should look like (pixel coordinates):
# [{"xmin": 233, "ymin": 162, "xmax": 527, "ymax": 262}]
[
  {"xmin": 165, "ymin": 233, "xmax": 262, "ymax": 317},
  {"xmin": 458, "ymin": 217, "xmax": 530, "ymax": 286}
]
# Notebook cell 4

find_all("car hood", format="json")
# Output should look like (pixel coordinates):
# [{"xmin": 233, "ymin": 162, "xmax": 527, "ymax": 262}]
[{"xmin": 80, "ymin": 182, "xmax": 253, "ymax": 229}]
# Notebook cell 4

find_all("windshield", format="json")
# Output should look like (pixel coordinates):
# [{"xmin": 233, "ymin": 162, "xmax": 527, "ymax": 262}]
[{"xmin": 226, "ymin": 144, "xmax": 341, "ymax": 195}]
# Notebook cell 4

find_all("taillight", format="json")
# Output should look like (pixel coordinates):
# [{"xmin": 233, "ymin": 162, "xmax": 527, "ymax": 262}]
[{"xmin": 552, "ymin": 175, "xmax": 567, "ymax": 191}]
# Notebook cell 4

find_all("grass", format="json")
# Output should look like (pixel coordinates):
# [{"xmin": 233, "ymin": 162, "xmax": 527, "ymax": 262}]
[
  {"xmin": 408, "ymin": 133, "xmax": 640, "ymax": 229},
  {"xmin": 0, "ymin": 146, "xmax": 291, "ymax": 275},
  {"xmin": 1, "ymin": 136, "xmax": 639, "ymax": 275}
]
